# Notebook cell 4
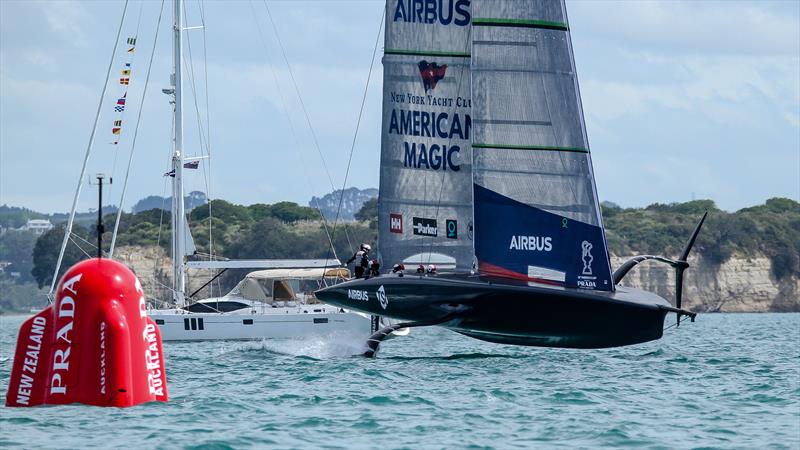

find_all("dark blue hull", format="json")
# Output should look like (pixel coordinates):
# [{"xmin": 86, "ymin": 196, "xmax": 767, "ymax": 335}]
[{"xmin": 316, "ymin": 274, "xmax": 675, "ymax": 348}]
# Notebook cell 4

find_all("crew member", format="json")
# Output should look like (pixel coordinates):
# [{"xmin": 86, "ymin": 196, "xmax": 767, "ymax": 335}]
[
  {"xmin": 346, "ymin": 243, "xmax": 371, "ymax": 279},
  {"xmin": 416, "ymin": 264, "xmax": 425, "ymax": 274},
  {"xmin": 392, "ymin": 263, "xmax": 405, "ymax": 277},
  {"xmin": 427, "ymin": 264, "xmax": 437, "ymax": 275},
  {"xmin": 369, "ymin": 259, "xmax": 381, "ymax": 278}
]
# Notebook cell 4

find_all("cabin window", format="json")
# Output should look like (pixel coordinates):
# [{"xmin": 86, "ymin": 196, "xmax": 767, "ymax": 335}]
[
  {"xmin": 190, "ymin": 318, "xmax": 197, "ymax": 330},
  {"xmin": 184, "ymin": 318, "xmax": 190, "ymax": 330},
  {"xmin": 186, "ymin": 301, "xmax": 249, "ymax": 313},
  {"xmin": 313, "ymin": 318, "xmax": 328, "ymax": 324},
  {"xmin": 198, "ymin": 318, "xmax": 204, "ymax": 330},
  {"xmin": 155, "ymin": 319, "xmax": 165, "ymax": 325},
  {"xmin": 243, "ymin": 319, "xmax": 254, "ymax": 325}
]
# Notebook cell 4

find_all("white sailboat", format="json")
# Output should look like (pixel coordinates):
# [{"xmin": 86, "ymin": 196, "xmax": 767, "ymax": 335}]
[{"xmin": 48, "ymin": 0, "xmax": 384, "ymax": 342}]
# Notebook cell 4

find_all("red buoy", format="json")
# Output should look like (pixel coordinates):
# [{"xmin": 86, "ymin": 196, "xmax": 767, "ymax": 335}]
[{"xmin": 5, "ymin": 258, "xmax": 168, "ymax": 407}]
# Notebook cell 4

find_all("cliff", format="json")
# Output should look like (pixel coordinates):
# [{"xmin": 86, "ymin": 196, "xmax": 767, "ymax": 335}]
[{"xmin": 611, "ymin": 253, "xmax": 799, "ymax": 313}]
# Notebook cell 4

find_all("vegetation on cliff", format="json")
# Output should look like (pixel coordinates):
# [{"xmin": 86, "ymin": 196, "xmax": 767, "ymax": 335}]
[
  {"xmin": 2, "ymin": 196, "xmax": 797, "ymax": 313},
  {"xmin": 602, "ymin": 197, "xmax": 799, "ymax": 280}
]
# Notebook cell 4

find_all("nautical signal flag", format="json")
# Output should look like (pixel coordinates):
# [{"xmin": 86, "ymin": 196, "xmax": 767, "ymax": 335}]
[
  {"xmin": 124, "ymin": 63, "xmax": 131, "ymax": 68},
  {"xmin": 121, "ymin": 69, "xmax": 131, "ymax": 76},
  {"xmin": 114, "ymin": 105, "xmax": 125, "ymax": 112},
  {"xmin": 112, "ymin": 128, "xmax": 121, "ymax": 135},
  {"xmin": 114, "ymin": 120, "xmax": 122, "ymax": 127},
  {"xmin": 117, "ymin": 93, "xmax": 127, "ymax": 105},
  {"xmin": 119, "ymin": 77, "xmax": 130, "ymax": 85},
  {"xmin": 127, "ymin": 47, "xmax": 135, "ymax": 53},
  {"xmin": 183, "ymin": 160, "xmax": 200, "ymax": 169},
  {"xmin": 164, "ymin": 169, "xmax": 176, "ymax": 177},
  {"xmin": 127, "ymin": 37, "xmax": 137, "ymax": 45}
]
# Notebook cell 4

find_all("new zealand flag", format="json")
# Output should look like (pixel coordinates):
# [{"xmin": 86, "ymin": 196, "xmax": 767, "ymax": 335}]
[{"xmin": 418, "ymin": 60, "xmax": 447, "ymax": 92}]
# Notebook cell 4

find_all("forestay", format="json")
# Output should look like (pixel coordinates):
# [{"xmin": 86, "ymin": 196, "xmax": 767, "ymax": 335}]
[
  {"xmin": 470, "ymin": 0, "xmax": 613, "ymax": 291},
  {"xmin": 378, "ymin": 0, "xmax": 475, "ymax": 271}
]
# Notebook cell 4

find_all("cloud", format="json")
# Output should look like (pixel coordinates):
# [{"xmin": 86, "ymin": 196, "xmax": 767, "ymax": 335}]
[
  {"xmin": 569, "ymin": 0, "xmax": 800, "ymax": 57},
  {"xmin": 36, "ymin": 0, "xmax": 91, "ymax": 47},
  {"xmin": 571, "ymin": 1, "xmax": 800, "ymax": 129}
]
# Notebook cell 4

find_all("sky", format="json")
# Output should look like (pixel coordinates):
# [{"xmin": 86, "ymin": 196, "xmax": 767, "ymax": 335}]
[{"xmin": 1, "ymin": 0, "xmax": 798, "ymax": 214}]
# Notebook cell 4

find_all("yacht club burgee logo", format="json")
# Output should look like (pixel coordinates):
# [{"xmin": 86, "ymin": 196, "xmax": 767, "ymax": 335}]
[{"xmin": 418, "ymin": 61, "xmax": 447, "ymax": 92}]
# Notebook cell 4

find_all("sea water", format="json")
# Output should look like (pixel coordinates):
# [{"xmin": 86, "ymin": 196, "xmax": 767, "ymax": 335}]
[{"xmin": 0, "ymin": 313, "xmax": 798, "ymax": 449}]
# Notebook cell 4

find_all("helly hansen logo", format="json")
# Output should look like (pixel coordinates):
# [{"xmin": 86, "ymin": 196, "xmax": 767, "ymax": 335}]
[
  {"xmin": 412, "ymin": 217, "xmax": 438, "ymax": 237},
  {"xmin": 418, "ymin": 61, "xmax": 447, "ymax": 92},
  {"xmin": 390, "ymin": 213, "xmax": 403, "ymax": 234}
]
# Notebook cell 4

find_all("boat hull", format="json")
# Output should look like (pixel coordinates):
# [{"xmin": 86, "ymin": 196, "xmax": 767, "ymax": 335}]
[
  {"xmin": 315, "ymin": 274, "xmax": 671, "ymax": 348},
  {"xmin": 149, "ymin": 307, "xmax": 372, "ymax": 342}
]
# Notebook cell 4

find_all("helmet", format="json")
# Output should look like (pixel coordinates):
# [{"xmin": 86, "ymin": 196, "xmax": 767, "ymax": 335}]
[
  {"xmin": 427, "ymin": 264, "xmax": 437, "ymax": 273},
  {"xmin": 417, "ymin": 264, "xmax": 425, "ymax": 273},
  {"xmin": 361, "ymin": 243, "xmax": 372, "ymax": 252}
]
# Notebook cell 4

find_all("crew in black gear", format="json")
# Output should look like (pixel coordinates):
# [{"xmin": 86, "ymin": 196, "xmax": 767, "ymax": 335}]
[{"xmin": 347, "ymin": 243, "xmax": 371, "ymax": 279}]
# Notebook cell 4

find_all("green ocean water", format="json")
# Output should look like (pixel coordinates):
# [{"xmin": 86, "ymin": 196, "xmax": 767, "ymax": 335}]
[{"xmin": 0, "ymin": 313, "xmax": 798, "ymax": 449}]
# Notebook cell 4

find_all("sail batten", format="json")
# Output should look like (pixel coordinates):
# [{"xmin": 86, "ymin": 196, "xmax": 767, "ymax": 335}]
[
  {"xmin": 385, "ymin": 49, "xmax": 471, "ymax": 58},
  {"xmin": 472, "ymin": 18, "xmax": 569, "ymax": 31}
]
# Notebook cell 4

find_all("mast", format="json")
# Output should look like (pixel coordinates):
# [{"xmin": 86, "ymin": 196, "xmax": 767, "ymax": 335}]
[{"xmin": 171, "ymin": 0, "xmax": 186, "ymax": 307}]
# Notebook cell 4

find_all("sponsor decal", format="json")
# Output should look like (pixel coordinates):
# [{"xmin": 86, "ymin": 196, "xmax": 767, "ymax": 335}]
[
  {"xmin": 387, "ymin": 109, "xmax": 470, "ymax": 173},
  {"xmin": 418, "ymin": 60, "xmax": 447, "ymax": 92},
  {"xmin": 392, "ymin": 0, "xmax": 471, "ymax": 27},
  {"xmin": 347, "ymin": 289, "xmax": 369, "ymax": 301},
  {"xmin": 99, "ymin": 322, "xmax": 107, "ymax": 394},
  {"xmin": 446, "ymin": 219, "xmax": 458, "ymax": 239},
  {"xmin": 412, "ymin": 217, "xmax": 438, "ymax": 237},
  {"xmin": 377, "ymin": 285, "xmax": 388, "ymax": 310},
  {"xmin": 577, "ymin": 240, "xmax": 597, "ymax": 289},
  {"xmin": 581, "ymin": 241, "xmax": 593, "ymax": 275},
  {"xmin": 390, "ymin": 213, "xmax": 403, "ymax": 234},
  {"xmin": 50, "ymin": 272, "xmax": 82, "ymax": 396},
  {"xmin": 509, "ymin": 235, "xmax": 552, "ymax": 252},
  {"xmin": 143, "ymin": 323, "xmax": 164, "ymax": 397},
  {"xmin": 15, "ymin": 315, "xmax": 46, "ymax": 405}
]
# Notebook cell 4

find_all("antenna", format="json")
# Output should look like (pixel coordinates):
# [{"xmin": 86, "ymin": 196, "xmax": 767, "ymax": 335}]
[{"xmin": 89, "ymin": 174, "xmax": 112, "ymax": 258}]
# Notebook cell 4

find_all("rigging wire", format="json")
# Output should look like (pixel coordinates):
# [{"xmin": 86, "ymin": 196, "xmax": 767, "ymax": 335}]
[
  {"xmin": 69, "ymin": 235, "xmax": 94, "ymax": 260},
  {"xmin": 152, "ymin": 113, "xmax": 174, "ymax": 303},
  {"xmin": 48, "ymin": 0, "xmax": 130, "ymax": 300},
  {"xmin": 109, "ymin": 0, "xmax": 167, "ymax": 259},
  {"xmin": 197, "ymin": 0, "xmax": 215, "ymax": 275},
  {"xmin": 260, "ymin": 0, "xmax": 355, "ymax": 253},
  {"xmin": 182, "ymin": 3, "xmax": 212, "ymax": 203},
  {"xmin": 247, "ymin": 0, "xmax": 339, "ymax": 261},
  {"xmin": 325, "ymin": 3, "xmax": 385, "ymax": 274}
]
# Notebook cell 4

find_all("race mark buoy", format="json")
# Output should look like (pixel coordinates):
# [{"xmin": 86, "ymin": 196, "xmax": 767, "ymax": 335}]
[{"xmin": 5, "ymin": 258, "xmax": 168, "ymax": 407}]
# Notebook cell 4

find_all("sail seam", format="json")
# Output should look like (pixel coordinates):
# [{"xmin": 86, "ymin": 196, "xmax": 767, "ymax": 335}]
[
  {"xmin": 472, "ymin": 18, "xmax": 569, "ymax": 31},
  {"xmin": 385, "ymin": 48, "xmax": 470, "ymax": 58},
  {"xmin": 473, "ymin": 143, "xmax": 589, "ymax": 153}
]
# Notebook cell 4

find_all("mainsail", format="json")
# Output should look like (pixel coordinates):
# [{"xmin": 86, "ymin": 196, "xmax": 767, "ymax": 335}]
[
  {"xmin": 470, "ymin": 0, "xmax": 613, "ymax": 291},
  {"xmin": 378, "ymin": 0, "xmax": 475, "ymax": 271}
]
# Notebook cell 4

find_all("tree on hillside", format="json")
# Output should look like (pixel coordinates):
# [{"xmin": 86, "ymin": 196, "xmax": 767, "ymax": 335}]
[
  {"xmin": 354, "ymin": 198, "xmax": 378, "ymax": 229},
  {"xmin": 0, "ymin": 205, "xmax": 48, "ymax": 229},
  {"xmin": 190, "ymin": 199, "xmax": 251, "ymax": 223},
  {"xmin": 269, "ymin": 202, "xmax": 318, "ymax": 222},
  {"xmin": 32, "ymin": 225, "xmax": 89, "ymax": 288},
  {"xmin": 0, "ymin": 230, "xmax": 38, "ymax": 283}
]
